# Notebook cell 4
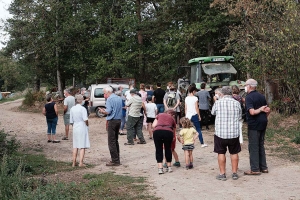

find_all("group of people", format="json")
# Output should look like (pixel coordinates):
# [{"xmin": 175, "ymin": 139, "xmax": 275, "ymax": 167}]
[
  {"xmin": 43, "ymin": 88, "xmax": 90, "ymax": 167},
  {"xmin": 42, "ymin": 78, "xmax": 270, "ymax": 180}
]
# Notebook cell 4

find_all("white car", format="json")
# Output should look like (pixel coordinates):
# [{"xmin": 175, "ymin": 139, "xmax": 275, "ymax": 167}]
[{"xmin": 89, "ymin": 83, "xmax": 129, "ymax": 117}]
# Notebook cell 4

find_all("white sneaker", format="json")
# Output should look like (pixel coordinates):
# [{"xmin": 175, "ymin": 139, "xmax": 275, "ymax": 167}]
[
  {"xmin": 158, "ymin": 168, "xmax": 164, "ymax": 174},
  {"xmin": 167, "ymin": 167, "xmax": 173, "ymax": 173},
  {"xmin": 201, "ymin": 144, "xmax": 208, "ymax": 148}
]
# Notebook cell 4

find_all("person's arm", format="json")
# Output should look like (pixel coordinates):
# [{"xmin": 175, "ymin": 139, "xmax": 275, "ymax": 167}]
[
  {"xmin": 193, "ymin": 129, "xmax": 199, "ymax": 142},
  {"xmin": 69, "ymin": 109, "xmax": 73, "ymax": 125},
  {"xmin": 249, "ymin": 105, "xmax": 269, "ymax": 116},
  {"xmin": 142, "ymin": 102, "xmax": 147, "ymax": 116},
  {"xmin": 54, "ymin": 104, "xmax": 58, "ymax": 116},
  {"xmin": 211, "ymin": 103, "xmax": 216, "ymax": 116},
  {"xmin": 100, "ymin": 99, "xmax": 112, "ymax": 115},
  {"xmin": 185, "ymin": 101, "xmax": 187, "ymax": 117},
  {"xmin": 195, "ymin": 100, "xmax": 201, "ymax": 121},
  {"xmin": 174, "ymin": 96, "xmax": 180, "ymax": 111},
  {"xmin": 42, "ymin": 107, "xmax": 46, "ymax": 116},
  {"xmin": 152, "ymin": 119, "xmax": 158, "ymax": 128},
  {"xmin": 63, "ymin": 105, "xmax": 68, "ymax": 114},
  {"xmin": 163, "ymin": 93, "xmax": 168, "ymax": 109}
]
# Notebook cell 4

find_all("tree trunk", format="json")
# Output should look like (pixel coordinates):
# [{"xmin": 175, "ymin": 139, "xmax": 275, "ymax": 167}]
[
  {"xmin": 33, "ymin": 76, "xmax": 40, "ymax": 92},
  {"xmin": 136, "ymin": 0, "xmax": 145, "ymax": 79}
]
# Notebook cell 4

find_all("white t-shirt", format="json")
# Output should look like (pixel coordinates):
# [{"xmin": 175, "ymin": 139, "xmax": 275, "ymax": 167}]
[
  {"xmin": 145, "ymin": 102, "xmax": 157, "ymax": 118},
  {"xmin": 185, "ymin": 96, "xmax": 198, "ymax": 119},
  {"xmin": 64, "ymin": 95, "xmax": 75, "ymax": 114},
  {"xmin": 125, "ymin": 90, "xmax": 131, "ymax": 103}
]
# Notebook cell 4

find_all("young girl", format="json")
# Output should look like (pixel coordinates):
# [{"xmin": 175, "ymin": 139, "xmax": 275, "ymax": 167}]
[
  {"xmin": 179, "ymin": 117, "xmax": 199, "ymax": 170},
  {"xmin": 145, "ymin": 96, "xmax": 157, "ymax": 139}
]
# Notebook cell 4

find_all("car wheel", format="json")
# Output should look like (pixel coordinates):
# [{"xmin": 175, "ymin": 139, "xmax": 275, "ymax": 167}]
[{"xmin": 96, "ymin": 107, "xmax": 106, "ymax": 118}]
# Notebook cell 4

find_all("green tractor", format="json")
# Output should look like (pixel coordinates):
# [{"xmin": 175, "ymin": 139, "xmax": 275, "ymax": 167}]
[
  {"xmin": 178, "ymin": 56, "xmax": 245, "ymax": 96},
  {"xmin": 177, "ymin": 56, "xmax": 245, "ymax": 120}
]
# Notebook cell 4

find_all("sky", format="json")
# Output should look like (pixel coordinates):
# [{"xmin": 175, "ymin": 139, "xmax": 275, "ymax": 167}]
[{"xmin": 0, "ymin": 0, "xmax": 12, "ymax": 49}]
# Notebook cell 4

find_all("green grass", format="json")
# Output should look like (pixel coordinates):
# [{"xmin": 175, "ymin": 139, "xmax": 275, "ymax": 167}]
[
  {"xmin": 82, "ymin": 172, "xmax": 158, "ymax": 200},
  {"xmin": 0, "ymin": 153, "xmax": 158, "ymax": 200},
  {"xmin": 18, "ymin": 153, "xmax": 80, "ymax": 175},
  {"xmin": 265, "ymin": 114, "xmax": 300, "ymax": 162},
  {"xmin": 0, "ymin": 128, "xmax": 158, "ymax": 200}
]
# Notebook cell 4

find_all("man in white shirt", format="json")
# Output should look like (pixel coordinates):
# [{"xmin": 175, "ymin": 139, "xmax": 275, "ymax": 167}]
[{"xmin": 63, "ymin": 89, "xmax": 75, "ymax": 140}]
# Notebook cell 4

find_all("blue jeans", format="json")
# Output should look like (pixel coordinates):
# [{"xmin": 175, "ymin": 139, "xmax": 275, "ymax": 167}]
[
  {"xmin": 46, "ymin": 117, "xmax": 58, "ymax": 134},
  {"xmin": 191, "ymin": 114, "xmax": 204, "ymax": 144},
  {"xmin": 156, "ymin": 104, "xmax": 165, "ymax": 113},
  {"xmin": 248, "ymin": 129, "xmax": 268, "ymax": 172},
  {"xmin": 120, "ymin": 116, "xmax": 126, "ymax": 131}
]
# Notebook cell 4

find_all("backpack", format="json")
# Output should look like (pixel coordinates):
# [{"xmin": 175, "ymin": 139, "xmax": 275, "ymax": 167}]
[{"xmin": 167, "ymin": 92, "xmax": 177, "ymax": 108}]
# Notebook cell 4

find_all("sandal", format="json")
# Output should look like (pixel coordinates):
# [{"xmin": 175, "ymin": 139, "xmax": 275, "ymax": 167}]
[
  {"xmin": 62, "ymin": 137, "xmax": 68, "ymax": 140},
  {"xmin": 244, "ymin": 170, "xmax": 261, "ymax": 175}
]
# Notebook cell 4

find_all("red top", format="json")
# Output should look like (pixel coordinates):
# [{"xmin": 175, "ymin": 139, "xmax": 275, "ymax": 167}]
[{"xmin": 153, "ymin": 113, "xmax": 176, "ymax": 132}]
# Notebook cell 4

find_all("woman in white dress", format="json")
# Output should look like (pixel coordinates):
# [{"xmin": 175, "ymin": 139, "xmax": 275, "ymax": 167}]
[{"xmin": 70, "ymin": 94, "xmax": 90, "ymax": 167}]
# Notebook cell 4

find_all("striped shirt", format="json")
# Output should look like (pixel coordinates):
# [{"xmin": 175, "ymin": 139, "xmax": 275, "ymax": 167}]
[{"xmin": 211, "ymin": 96, "xmax": 242, "ymax": 139}]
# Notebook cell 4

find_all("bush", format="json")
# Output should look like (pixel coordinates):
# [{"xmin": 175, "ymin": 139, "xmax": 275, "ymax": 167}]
[
  {"xmin": 23, "ymin": 90, "xmax": 35, "ymax": 106},
  {"xmin": 22, "ymin": 90, "xmax": 46, "ymax": 106},
  {"xmin": 0, "ymin": 129, "xmax": 20, "ymax": 159}
]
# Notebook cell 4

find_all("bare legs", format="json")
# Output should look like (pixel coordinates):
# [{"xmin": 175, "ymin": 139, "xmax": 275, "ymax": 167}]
[
  {"xmin": 147, "ymin": 123, "xmax": 153, "ymax": 138},
  {"xmin": 72, "ymin": 148, "xmax": 86, "ymax": 167},
  {"xmin": 172, "ymin": 150, "xmax": 179, "ymax": 162},
  {"xmin": 184, "ymin": 150, "xmax": 193, "ymax": 165},
  {"xmin": 65, "ymin": 125, "xmax": 70, "ymax": 138},
  {"xmin": 218, "ymin": 153, "xmax": 239, "ymax": 174}
]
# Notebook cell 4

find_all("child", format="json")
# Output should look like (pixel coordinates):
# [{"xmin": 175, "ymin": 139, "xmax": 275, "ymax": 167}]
[
  {"xmin": 179, "ymin": 117, "xmax": 199, "ymax": 169},
  {"xmin": 145, "ymin": 96, "xmax": 157, "ymax": 139},
  {"xmin": 163, "ymin": 125, "xmax": 181, "ymax": 169}
]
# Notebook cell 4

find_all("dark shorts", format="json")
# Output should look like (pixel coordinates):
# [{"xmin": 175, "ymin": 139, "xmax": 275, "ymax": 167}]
[
  {"xmin": 214, "ymin": 135, "xmax": 241, "ymax": 154},
  {"xmin": 182, "ymin": 144, "xmax": 194, "ymax": 151},
  {"xmin": 146, "ymin": 117, "xmax": 155, "ymax": 123}
]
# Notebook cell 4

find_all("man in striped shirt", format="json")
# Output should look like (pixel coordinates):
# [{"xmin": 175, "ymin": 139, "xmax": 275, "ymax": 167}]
[{"xmin": 211, "ymin": 86, "xmax": 242, "ymax": 181}]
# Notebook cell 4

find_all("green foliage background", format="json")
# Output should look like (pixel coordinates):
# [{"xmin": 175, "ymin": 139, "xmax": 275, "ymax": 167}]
[{"xmin": 1, "ymin": 0, "xmax": 300, "ymax": 111}]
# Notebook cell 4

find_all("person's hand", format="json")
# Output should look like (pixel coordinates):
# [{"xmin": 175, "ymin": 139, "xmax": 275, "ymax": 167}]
[
  {"xmin": 260, "ymin": 105, "xmax": 269, "ymax": 113},
  {"xmin": 198, "ymin": 116, "xmax": 201, "ymax": 121}
]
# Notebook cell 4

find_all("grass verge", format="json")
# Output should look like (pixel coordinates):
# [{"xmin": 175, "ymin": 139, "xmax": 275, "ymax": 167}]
[
  {"xmin": 0, "ymin": 129, "xmax": 158, "ymax": 200},
  {"xmin": 265, "ymin": 113, "xmax": 300, "ymax": 162}
]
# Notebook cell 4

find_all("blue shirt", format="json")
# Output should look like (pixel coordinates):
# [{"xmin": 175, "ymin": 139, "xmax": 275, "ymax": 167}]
[
  {"xmin": 245, "ymin": 90, "xmax": 268, "ymax": 130},
  {"xmin": 105, "ymin": 93, "xmax": 123, "ymax": 120}
]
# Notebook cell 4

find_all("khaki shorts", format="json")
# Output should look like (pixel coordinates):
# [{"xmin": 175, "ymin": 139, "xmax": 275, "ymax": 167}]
[{"xmin": 63, "ymin": 114, "xmax": 70, "ymax": 125}]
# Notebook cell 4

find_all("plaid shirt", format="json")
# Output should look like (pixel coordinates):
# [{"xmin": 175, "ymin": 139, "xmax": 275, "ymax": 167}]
[{"xmin": 211, "ymin": 96, "xmax": 242, "ymax": 139}]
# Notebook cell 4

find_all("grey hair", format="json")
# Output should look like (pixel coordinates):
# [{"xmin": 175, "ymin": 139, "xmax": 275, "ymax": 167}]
[
  {"xmin": 245, "ymin": 79, "xmax": 258, "ymax": 87},
  {"xmin": 64, "ymin": 89, "xmax": 71, "ymax": 94},
  {"xmin": 220, "ymin": 86, "xmax": 232, "ymax": 96},
  {"xmin": 104, "ymin": 86, "xmax": 113, "ymax": 93},
  {"xmin": 214, "ymin": 88, "xmax": 221, "ymax": 94},
  {"xmin": 75, "ymin": 94, "xmax": 84, "ymax": 103}
]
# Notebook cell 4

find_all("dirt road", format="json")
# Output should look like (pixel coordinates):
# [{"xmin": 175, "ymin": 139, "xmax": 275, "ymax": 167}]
[{"xmin": 0, "ymin": 100, "xmax": 299, "ymax": 200}]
